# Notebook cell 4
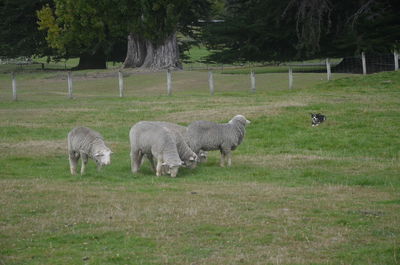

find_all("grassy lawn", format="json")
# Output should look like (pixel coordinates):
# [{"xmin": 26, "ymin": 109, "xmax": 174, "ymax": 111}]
[{"xmin": 0, "ymin": 68, "xmax": 399, "ymax": 264}]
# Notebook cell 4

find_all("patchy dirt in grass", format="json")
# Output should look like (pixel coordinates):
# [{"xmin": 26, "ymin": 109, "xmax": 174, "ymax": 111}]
[
  {"xmin": 0, "ymin": 140, "xmax": 67, "ymax": 157},
  {"xmin": 1, "ymin": 178, "xmax": 398, "ymax": 264},
  {"xmin": 158, "ymin": 101, "xmax": 308, "ymax": 123},
  {"xmin": 235, "ymin": 153, "xmax": 395, "ymax": 170}
]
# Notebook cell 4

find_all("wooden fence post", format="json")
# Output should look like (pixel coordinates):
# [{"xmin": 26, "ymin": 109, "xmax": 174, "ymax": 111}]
[
  {"xmin": 118, "ymin": 70, "xmax": 124, "ymax": 97},
  {"xmin": 12, "ymin": 72, "xmax": 17, "ymax": 101},
  {"xmin": 361, "ymin": 52, "xmax": 367, "ymax": 75},
  {"xmin": 394, "ymin": 51, "xmax": 399, "ymax": 71},
  {"xmin": 288, "ymin": 67, "xmax": 293, "ymax": 89},
  {"xmin": 67, "ymin": 71, "xmax": 73, "ymax": 99},
  {"xmin": 250, "ymin": 70, "xmax": 256, "ymax": 92},
  {"xmin": 208, "ymin": 71, "xmax": 214, "ymax": 95},
  {"xmin": 167, "ymin": 69, "xmax": 172, "ymax": 96},
  {"xmin": 326, "ymin": 58, "xmax": 332, "ymax": 81}
]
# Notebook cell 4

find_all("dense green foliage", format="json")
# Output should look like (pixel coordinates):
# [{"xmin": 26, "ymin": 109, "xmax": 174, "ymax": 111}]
[
  {"xmin": 203, "ymin": 0, "xmax": 400, "ymax": 63},
  {"xmin": 36, "ymin": 0, "xmax": 211, "ymax": 68},
  {"xmin": 0, "ymin": 0, "xmax": 52, "ymax": 58}
]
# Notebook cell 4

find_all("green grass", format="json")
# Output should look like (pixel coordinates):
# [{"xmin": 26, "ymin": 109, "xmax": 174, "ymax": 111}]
[{"xmin": 0, "ymin": 69, "xmax": 399, "ymax": 264}]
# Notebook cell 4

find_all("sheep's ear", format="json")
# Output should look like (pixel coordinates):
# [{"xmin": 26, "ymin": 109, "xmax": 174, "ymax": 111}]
[
  {"xmin": 189, "ymin": 156, "xmax": 195, "ymax": 161},
  {"xmin": 162, "ymin": 162, "xmax": 168, "ymax": 166},
  {"xmin": 246, "ymin": 119, "xmax": 251, "ymax": 124}
]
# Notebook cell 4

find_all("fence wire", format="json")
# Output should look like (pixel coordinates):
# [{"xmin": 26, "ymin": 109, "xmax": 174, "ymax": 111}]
[{"xmin": 0, "ymin": 53, "xmax": 398, "ymax": 101}]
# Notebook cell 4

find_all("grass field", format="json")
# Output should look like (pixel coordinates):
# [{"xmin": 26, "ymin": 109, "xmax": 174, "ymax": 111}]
[{"xmin": 0, "ymin": 68, "xmax": 399, "ymax": 264}]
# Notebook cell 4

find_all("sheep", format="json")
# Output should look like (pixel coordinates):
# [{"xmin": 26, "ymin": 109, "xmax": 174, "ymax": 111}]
[
  {"xmin": 146, "ymin": 121, "xmax": 199, "ymax": 169},
  {"xmin": 187, "ymin": 115, "xmax": 250, "ymax": 167},
  {"xmin": 67, "ymin": 127, "xmax": 112, "ymax": 175},
  {"xmin": 129, "ymin": 121, "xmax": 184, "ymax": 177},
  {"xmin": 152, "ymin": 121, "xmax": 208, "ymax": 163}
]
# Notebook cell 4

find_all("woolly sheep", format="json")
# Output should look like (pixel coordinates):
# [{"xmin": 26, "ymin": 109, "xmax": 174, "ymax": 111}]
[
  {"xmin": 146, "ymin": 121, "xmax": 199, "ymax": 169},
  {"xmin": 153, "ymin": 121, "xmax": 208, "ymax": 163},
  {"xmin": 67, "ymin": 127, "xmax": 112, "ymax": 175},
  {"xmin": 187, "ymin": 115, "xmax": 250, "ymax": 167},
  {"xmin": 129, "ymin": 121, "xmax": 183, "ymax": 177}
]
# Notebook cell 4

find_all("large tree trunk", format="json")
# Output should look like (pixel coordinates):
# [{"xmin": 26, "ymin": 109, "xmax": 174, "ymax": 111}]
[
  {"xmin": 122, "ymin": 33, "xmax": 146, "ymax": 68},
  {"xmin": 74, "ymin": 50, "xmax": 107, "ymax": 70},
  {"xmin": 123, "ymin": 32, "xmax": 181, "ymax": 70}
]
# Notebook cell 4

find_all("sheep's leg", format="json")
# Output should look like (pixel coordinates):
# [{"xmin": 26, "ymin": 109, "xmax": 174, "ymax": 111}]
[
  {"xmin": 69, "ymin": 151, "xmax": 79, "ymax": 175},
  {"xmin": 80, "ymin": 152, "xmax": 88, "ymax": 175},
  {"xmin": 147, "ymin": 154, "xmax": 156, "ymax": 173},
  {"xmin": 220, "ymin": 148, "xmax": 232, "ymax": 167},
  {"xmin": 226, "ymin": 151, "xmax": 232, "ymax": 167},
  {"xmin": 220, "ymin": 151, "xmax": 226, "ymax": 167},
  {"xmin": 131, "ymin": 149, "xmax": 142, "ymax": 173},
  {"xmin": 156, "ymin": 158, "xmax": 163, "ymax": 177}
]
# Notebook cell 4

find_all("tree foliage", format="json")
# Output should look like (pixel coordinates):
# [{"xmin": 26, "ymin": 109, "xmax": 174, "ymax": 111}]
[
  {"xmin": 37, "ymin": 0, "xmax": 126, "ymax": 63},
  {"xmin": 37, "ymin": 0, "xmax": 211, "ymax": 69},
  {"xmin": 0, "ymin": 0, "xmax": 52, "ymax": 58},
  {"xmin": 202, "ymin": 0, "xmax": 400, "ymax": 63}
]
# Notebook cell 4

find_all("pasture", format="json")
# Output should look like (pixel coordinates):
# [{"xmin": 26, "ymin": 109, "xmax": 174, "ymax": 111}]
[{"xmin": 0, "ymin": 69, "xmax": 399, "ymax": 264}]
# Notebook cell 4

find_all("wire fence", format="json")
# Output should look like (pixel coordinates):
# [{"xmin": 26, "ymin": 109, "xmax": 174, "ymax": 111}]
[{"xmin": 0, "ymin": 52, "xmax": 398, "ymax": 101}]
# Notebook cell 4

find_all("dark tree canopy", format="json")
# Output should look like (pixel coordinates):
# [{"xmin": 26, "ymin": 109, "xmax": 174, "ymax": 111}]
[
  {"xmin": 0, "ymin": 0, "xmax": 53, "ymax": 58},
  {"xmin": 37, "ymin": 0, "xmax": 128, "ymax": 69},
  {"xmin": 202, "ymin": 0, "xmax": 400, "ymax": 63}
]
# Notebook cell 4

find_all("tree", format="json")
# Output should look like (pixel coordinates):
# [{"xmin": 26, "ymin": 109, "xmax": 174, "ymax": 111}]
[
  {"xmin": 202, "ymin": 0, "xmax": 299, "ymax": 63},
  {"xmin": 0, "ymin": 0, "xmax": 53, "ymax": 58},
  {"xmin": 202, "ymin": 0, "xmax": 400, "ymax": 63},
  {"xmin": 37, "ymin": 0, "xmax": 127, "ymax": 69},
  {"xmin": 37, "ymin": 0, "xmax": 211, "ymax": 70},
  {"xmin": 122, "ymin": 0, "xmax": 211, "ymax": 69}
]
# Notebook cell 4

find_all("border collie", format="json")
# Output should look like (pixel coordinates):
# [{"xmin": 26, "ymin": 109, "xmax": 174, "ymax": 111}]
[{"xmin": 311, "ymin": 113, "xmax": 326, "ymax": 127}]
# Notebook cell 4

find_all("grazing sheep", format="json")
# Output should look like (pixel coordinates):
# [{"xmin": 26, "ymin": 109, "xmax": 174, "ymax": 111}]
[
  {"xmin": 147, "ymin": 121, "xmax": 198, "ymax": 169},
  {"xmin": 67, "ymin": 127, "xmax": 112, "ymax": 175},
  {"xmin": 129, "ymin": 121, "xmax": 183, "ymax": 177},
  {"xmin": 187, "ymin": 115, "xmax": 250, "ymax": 167},
  {"xmin": 153, "ymin": 121, "xmax": 208, "ymax": 163}
]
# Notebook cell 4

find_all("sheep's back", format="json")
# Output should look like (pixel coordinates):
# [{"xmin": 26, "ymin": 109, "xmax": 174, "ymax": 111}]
[
  {"xmin": 187, "ymin": 121, "xmax": 226, "ymax": 151},
  {"xmin": 129, "ymin": 122, "xmax": 166, "ymax": 154},
  {"xmin": 68, "ymin": 127, "xmax": 102, "ymax": 153}
]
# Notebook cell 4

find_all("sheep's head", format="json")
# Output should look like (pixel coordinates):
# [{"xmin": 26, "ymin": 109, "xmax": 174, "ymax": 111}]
[
  {"xmin": 229, "ymin": 115, "xmax": 251, "ymax": 126},
  {"xmin": 93, "ymin": 148, "xmax": 112, "ymax": 166},
  {"xmin": 199, "ymin": 150, "xmax": 208, "ymax": 163},
  {"xmin": 162, "ymin": 160, "xmax": 184, "ymax": 177},
  {"xmin": 183, "ymin": 154, "xmax": 198, "ymax": 169}
]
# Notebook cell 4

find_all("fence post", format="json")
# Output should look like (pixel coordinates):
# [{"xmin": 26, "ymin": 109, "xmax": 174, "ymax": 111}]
[
  {"xmin": 118, "ymin": 70, "xmax": 124, "ymax": 97},
  {"xmin": 12, "ymin": 72, "xmax": 17, "ymax": 101},
  {"xmin": 361, "ymin": 52, "xmax": 367, "ymax": 75},
  {"xmin": 167, "ymin": 69, "xmax": 172, "ymax": 96},
  {"xmin": 250, "ymin": 70, "xmax": 256, "ymax": 92},
  {"xmin": 288, "ymin": 67, "xmax": 293, "ymax": 89},
  {"xmin": 208, "ymin": 71, "xmax": 214, "ymax": 95},
  {"xmin": 394, "ymin": 51, "xmax": 399, "ymax": 71},
  {"xmin": 326, "ymin": 58, "xmax": 332, "ymax": 80},
  {"xmin": 67, "ymin": 71, "xmax": 73, "ymax": 99}
]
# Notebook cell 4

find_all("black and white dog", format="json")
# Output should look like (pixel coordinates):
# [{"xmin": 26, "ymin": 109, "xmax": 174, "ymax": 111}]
[{"xmin": 311, "ymin": 113, "xmax": 326, "ymax": 127}]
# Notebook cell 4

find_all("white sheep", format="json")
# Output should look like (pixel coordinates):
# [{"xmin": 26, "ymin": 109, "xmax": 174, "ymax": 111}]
[
  {"xmin": 153, "ymin": 121, "xmax": 208, "ymax": 163},
  {"xmin": 129, "ymin": 121, "xmax": 183, "ymax": 177},
  {"xmin": 187, "ymin": 115, "xmax": 250, "ymax": 167},
  {"xmin": 146, "ymin": 121, "xmax": 199, "ymax": 169},
  {"xmin": 67, "ymin": 127, "xmax": 112, "ymax": 175}
]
